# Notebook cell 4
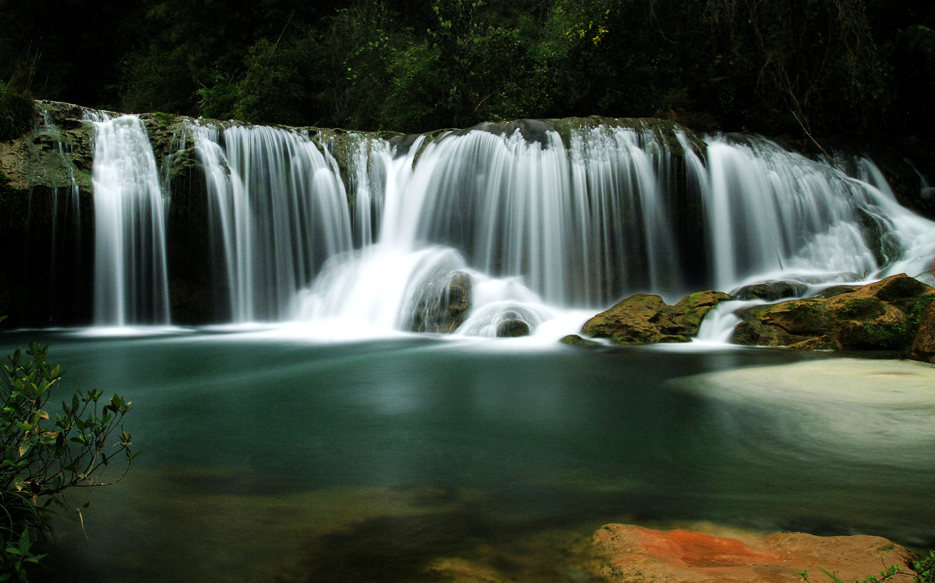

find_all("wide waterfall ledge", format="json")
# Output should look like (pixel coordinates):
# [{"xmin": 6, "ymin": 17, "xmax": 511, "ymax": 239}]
[{"xmin": 5, "ymin": 105, "xmax": 935, "ymax": 337}]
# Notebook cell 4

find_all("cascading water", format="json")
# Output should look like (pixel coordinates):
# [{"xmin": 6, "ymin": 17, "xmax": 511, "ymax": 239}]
[
  {"xmin": 698, "ymin": 136, "xmax": 882, "ymax": 288},
  {"xmin": 39, "ymin": 111, "xmax": 82, "ymax": 265},
  {"xmin": 82, "ymin": 114, "xmax": 935, "ymax": 338},
  {"xmin": 28, "ymin": 110, "xmax": 84, "ymax": 319},
  {"xmin": 192, "ymin": 123, "xmax": 353, "ymax": 322},
  {"xmin": 297, "ymin": 124, "xmax": 691, "ymax": 335},
  {"xmin": 89, "ymin": 114, "xmax": 170, "ymax": 326},
  {"xmin": 295, "ymin": 123, "xmax": 935, "ymax": 338}
]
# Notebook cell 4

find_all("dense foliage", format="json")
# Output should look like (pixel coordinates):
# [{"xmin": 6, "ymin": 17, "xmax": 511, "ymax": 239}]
[
  {"xmin": 0, "ymin": 329, "xmax": 135, "ymax": 581},
  {"xmin": 1, "ymin": 0, "xmax": 934, "ymax": 137}
]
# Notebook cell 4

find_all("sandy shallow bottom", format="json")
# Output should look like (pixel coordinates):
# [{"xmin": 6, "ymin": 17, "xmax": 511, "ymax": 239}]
[
  {"xmin": 675, "ymin": 358, "xmax": 935, "ymax": 404},
  {"xmin": 668, "ymin": 358, "xmax": 935, "ymax": 453}
]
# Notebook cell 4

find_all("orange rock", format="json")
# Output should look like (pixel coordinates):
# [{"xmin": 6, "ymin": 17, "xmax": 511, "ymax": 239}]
[{"xmin": 587, "ymin": 524, "xmax": 914, "ymax": 583}]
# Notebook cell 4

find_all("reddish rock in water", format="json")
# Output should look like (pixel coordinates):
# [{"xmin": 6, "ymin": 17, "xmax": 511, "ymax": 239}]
[{"xmin": 587, "ymin": 524, "xmax": 914, "ymax": 582}]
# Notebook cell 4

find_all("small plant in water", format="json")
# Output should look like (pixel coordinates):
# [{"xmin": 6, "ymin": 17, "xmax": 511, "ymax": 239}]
[{"xmin": 0, "ymin": 323, "xmax": 136, "ymax": 581}]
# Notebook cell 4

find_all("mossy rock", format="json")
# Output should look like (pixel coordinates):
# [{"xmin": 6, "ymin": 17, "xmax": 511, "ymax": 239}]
[
  {"xmin": 812, "ymin": 284, "xmax": 860, "ymax": 299},
  {"xmin": 836, "ymin": 313, "xmax": 911, "ymax": 350},
  {"xmin": 732, "ymin": 274, "xmax": 935, "ymax": 360},
  {"xmin": 582, "ymin": 290, "xmax": 731, "ymax": 345},
  {"xmin": 761, "ymin": 300, "xmax": 832, "ymax": 335},
  {"xmin": 0, "ymin": 112, "xmax": 95, "ymax": 194},
  {"xmin": 836, "ymin": 297, "xmax": 885, "ymax": 319},
  {"xmin": 732, "ymin": 280, "xmax": 807, "ymax": 301}
]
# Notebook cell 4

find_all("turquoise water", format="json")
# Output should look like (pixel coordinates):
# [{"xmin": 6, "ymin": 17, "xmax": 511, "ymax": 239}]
[{"xmin": 2, "ymin": 330, "xmax": 932, "ymax": 581}]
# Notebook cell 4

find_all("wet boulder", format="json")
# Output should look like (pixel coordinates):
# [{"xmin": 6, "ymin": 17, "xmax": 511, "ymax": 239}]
[
  {"xmin": 732, "ymin": 273, "xmax": 935, "ymax": 355},
  {"xmin": 496, "ymin": 319, "xmax": 530, "ymax": 337},
  {"xmin": 408, "ymin": 271, "xmax": 472, "ymax": 333},
  {"xmin": 581, "ymin": 290, "xmax": 732, "ymax": 345}
]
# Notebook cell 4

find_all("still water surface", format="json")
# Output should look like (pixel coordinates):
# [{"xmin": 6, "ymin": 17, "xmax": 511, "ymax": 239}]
[{"xmin": 2, "ymin": 329, "xmax": 932, "ymax": 581}]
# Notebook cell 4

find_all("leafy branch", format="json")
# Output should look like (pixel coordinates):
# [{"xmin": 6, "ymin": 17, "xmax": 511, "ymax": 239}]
[{"xmin": 1, "ymin": 335, "xmax": 136, "ymax": 582}]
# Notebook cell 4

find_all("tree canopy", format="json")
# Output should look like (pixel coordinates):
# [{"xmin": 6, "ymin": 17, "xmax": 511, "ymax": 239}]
[{"xmin": 1, "ymin": 0, "xmax": 933, "ymax": 138}]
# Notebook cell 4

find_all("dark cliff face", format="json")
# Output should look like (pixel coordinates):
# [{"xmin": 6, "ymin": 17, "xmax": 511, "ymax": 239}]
[{"xmin": 0, "ymin": 102, "xmax": 95, "ymax": 326}]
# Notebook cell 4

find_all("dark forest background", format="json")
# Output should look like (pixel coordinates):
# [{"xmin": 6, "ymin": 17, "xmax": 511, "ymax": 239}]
[{"xmin": 1, "ymin": 0, "xmax": 934, "ymax": 138}]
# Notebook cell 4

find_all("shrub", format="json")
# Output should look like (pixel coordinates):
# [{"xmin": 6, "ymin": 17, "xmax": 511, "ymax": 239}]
[{"xmin": 1, "ymin": 328, "xmax": 135, "ymax": 582}]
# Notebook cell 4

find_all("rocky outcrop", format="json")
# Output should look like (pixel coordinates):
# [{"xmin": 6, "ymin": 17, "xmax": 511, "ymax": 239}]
[
  {"xmin": 581, "ymin": 290, "xmax": 732, "ymax": 344},
  {"xmin": 586, "ymin": 523, "xmax": 915, "ymax": 583},
  {"xmin": 0, "ymin": 101, "xmax": 96, "ymax": 326},
  {"xmin": 732, "ymin": 274, "xmax": 935, "ymax": 358}
]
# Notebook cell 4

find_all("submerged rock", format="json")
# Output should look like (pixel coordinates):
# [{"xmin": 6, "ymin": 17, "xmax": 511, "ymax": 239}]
[
  {"xmin": 581, "ymin": 290, "xmax": 732, "ymax": 345},
  {"xmin": 732, "ymin": 273, "xmax": 935, "ymax": 358}
]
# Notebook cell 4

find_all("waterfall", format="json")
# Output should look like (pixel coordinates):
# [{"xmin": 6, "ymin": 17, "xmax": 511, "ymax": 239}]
[
  {"xmin": 26, "ymin": 110, "xmax": 85, "ymax": 323},
  {"xmin": 89, "ymin": 114, "xmax": 170, "ymax": 326},
  {"xmin": 76, "ymin": 114, "xmax": 935, "ymax": 336},
  {"xmin": 295, "ymin": 124, "xmax": 935, "ymax": 337},
  {"xmin": 700, "ymin": 136, "xmax": 881, "ymax": 289},
  {"xmin": 192, "ymin": 123, "xmax": 354, "ymax": 321},
  {"xmin": 40, "ymin": 111, "xmax": 82, "ymax": 270},
  {"xmin": 298, "ymin": 124, "xmax": 689, "ymax": 332}
]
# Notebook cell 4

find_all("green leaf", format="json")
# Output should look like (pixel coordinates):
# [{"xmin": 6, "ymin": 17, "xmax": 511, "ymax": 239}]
[{"xmin": 17, "ymin": 529, "xmax": 30, "ymax": 554}]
